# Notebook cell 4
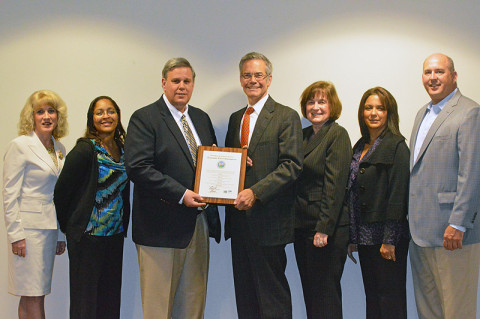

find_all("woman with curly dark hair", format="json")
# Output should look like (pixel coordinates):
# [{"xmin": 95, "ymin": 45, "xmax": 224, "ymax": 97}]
[{"xmin": 54, "ymin": 96, "xmax": 129, "ymax": 319}]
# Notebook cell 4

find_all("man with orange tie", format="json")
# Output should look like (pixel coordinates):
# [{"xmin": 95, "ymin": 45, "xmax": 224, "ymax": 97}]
[
  {"xmin": 224, "ymin": 52, "xmax": 303, "ymax": 319},
  {"xmin": 125, "ymin": 57, "xmax": 219, "ymax": 319}
]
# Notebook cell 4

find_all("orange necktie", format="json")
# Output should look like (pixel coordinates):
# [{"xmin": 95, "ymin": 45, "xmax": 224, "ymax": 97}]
[{"xmin": 240, "ymin": 107, "xmax": 255, "ymax": 147}]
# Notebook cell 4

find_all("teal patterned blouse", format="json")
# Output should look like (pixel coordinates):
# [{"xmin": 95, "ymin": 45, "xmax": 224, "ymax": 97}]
[{"xmin": 85, "ymin": 140, "xmax": 128, "ymax": 236}]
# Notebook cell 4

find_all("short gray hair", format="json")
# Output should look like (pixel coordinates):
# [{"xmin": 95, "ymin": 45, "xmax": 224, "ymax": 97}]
[
  {"xmin": 162, "ymin": 57, "xmax": 196, "ymax": 80},
  {"xmin": 239, "ymin": 52, "xmax": 273, "ymax": 75}
]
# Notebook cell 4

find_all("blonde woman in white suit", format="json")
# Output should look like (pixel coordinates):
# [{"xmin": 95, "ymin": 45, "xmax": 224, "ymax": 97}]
[{"xmin": 3, "ymin": 90, "xmax": 68, "ymax": 319}]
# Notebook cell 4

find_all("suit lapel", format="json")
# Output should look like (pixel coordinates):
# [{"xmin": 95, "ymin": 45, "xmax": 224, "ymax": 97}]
[
  {"xmin": 52, "ymin": 138, "xmax": 64, "ymax": 174},
  {"xmin": 190, "ymin": 107, "xmax": 210, "ymax": 147},
  {"xmin": 230, "ymin": 108, "xmax": 245, "ymax": 148},
  {"xmin": 248, "ymin": 97, "xmax": 274, "ymax": 154},
  {"xmin": 27, "ymin": 132, "xmax": 58, "ymax": 175},
  {"xmin": 413, "ymin": 91, "xmax": 460, "ymax": 168},
  {"xmin": 157, "ymin": 99, "xmax": 196, "ymax": 170},
  {"xmin": 303, "ymin": 121, "xmax": 332, "ymax": 157},
  {"xmin": 410, "ymin": 105, "xmax": 428, "ymax": 169}
]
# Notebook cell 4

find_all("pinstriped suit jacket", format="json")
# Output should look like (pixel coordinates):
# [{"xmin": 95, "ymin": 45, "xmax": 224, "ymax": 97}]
[
  {"xmin": 224, "ymin": 96, "xmax": 303, "ymax": 246},
  {"xmin": 294, "ymin": 121, "xmax": 352, "ymax": 236},
  {"xmin": 409, "ymin": 89, "xmax": 480, "ymax": 247}
]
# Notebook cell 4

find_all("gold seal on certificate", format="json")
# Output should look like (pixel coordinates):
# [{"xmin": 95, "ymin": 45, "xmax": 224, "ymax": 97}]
[{"xmin": 194, "ymin": 146, "xmax": 247, "ymax": 204}]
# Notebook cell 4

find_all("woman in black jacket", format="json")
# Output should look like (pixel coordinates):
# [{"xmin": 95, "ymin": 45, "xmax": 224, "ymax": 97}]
[
  {"xmin": 54, "ymin": 96, "xmax": 129, "ymax": 319},
  {"xmin": 294, "ymin": 81, "xmax": 352, "ymax": 318},
  {"xmin": 347, "ymin": 87, "xmax": 409, "ymax": 319}
]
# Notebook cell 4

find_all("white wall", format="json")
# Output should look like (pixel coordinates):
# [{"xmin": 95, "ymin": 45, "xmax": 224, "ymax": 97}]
[{"xmin": 1, "ymin": 1, "xmax": 479, "ymax": 318}]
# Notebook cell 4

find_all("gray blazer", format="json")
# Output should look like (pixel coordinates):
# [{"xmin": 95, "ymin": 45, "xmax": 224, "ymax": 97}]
[{"xmin": 409, "ymin": 89, "xmax": 480, "ymax": 247}]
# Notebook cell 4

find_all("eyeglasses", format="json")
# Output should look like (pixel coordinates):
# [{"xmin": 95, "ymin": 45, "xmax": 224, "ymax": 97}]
[{"xmin": 241, "ymin": 72, "xmax": 269, "ymax": 80}]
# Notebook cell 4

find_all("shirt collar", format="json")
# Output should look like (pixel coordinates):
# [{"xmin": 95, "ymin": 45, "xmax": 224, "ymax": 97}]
[
  {"xmin": 428, "ymin": 88, "xmax": 458, "ymax": 114},
  {"xmin": 163, "ymin": 94, "xmax": 189, "ymax": 121},
  {"xmin": 248, "ymin": 94, "xmax": 269, "ymax": 114}
]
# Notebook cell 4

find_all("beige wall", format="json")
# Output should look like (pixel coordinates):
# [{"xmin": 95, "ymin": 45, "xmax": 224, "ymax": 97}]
[{"xmin": 1, "ymin": 1, "xmax": 479, "ymax": 317}]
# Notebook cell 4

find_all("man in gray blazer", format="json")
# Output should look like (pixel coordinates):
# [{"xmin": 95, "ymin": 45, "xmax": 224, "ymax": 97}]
[
  {"xmin": 225, "ymin": 52, "xmax": 303, "ymax": 319},
  {"xmin": 409, "ymin": 53, "xmax": 480, "ymax": 319}
]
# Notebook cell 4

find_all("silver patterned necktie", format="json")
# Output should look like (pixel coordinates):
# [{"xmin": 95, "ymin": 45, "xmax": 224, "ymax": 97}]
[{"xmin": 181, "ymin": 114, "xmax": 198, "ymax": 166}]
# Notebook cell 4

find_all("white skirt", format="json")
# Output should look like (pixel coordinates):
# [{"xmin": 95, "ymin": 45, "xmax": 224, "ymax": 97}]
[{"xmin": 7, "ymin": 228, "xmax": 58, "ymax": 296}]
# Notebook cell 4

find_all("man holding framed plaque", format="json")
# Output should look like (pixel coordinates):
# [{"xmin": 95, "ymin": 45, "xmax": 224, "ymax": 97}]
[
  {"xmin": 224, "ymin": 52, "xmax": 303, "ymax": 319},
  {"xmin": 125, "ymin": 57, "xmax": 219, "ymax": 319}
]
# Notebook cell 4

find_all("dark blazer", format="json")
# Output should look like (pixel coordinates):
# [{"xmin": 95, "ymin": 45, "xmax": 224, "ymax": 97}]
[
  {"xmin": 294, "ymin": 121, "xmax": 352, "ymax": 236},
  {"xmin": 54, "ymin": 138, "xmax": 130, "ymax": 243},
  {"xmin": 125, "ymin": 96, "xmax": 219, "ymax": 248},
  {"xmin": 224, "ymin": 96, "xmax": 303, "ymax": 246},
  {"xmin": 353, "ymin": 130, "xmax": 409, "ymax": 224}
]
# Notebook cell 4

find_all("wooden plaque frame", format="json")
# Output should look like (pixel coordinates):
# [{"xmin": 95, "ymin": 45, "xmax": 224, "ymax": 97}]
[{"xmin": 194, "ymin": 146, "xmax": 247, "ymax": 205}]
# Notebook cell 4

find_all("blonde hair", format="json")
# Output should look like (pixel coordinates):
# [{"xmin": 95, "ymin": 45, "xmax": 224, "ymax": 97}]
[{"xmin": 18, "ymin": 90, "xmax": 68, "ymax": 139}]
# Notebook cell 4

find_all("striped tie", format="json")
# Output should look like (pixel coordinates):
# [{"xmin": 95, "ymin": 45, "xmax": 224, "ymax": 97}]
[
  {"xmin": 181, "ymin": 115, "xmax": 198, "ymax": 166},
  {"xmin": 241, "ymin": 107, "xmax": 255, "ymax": 147}
]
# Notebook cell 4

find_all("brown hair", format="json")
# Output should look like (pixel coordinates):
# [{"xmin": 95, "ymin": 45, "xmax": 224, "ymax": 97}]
[
  {"xmin": 300, "ymin": 81, "xmax": 342, "ymax": 120},
  {"xmin": 358, "ymin": 87, "xmax": 403, "ymax": 140}
]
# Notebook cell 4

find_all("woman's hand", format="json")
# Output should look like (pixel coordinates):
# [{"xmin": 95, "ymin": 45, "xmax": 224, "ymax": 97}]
[
  {"xmin": 380, "ymin": 243, "xmax": 396, "ymax": 261},
  {"xmin": 313, "ymin": 232, "xmax": 328, "ymax": 248},
  {"xmin": 56, "ymin": 241, "xmax": 66, "ymax": 255},
  {"xmin": 12, "ymin": 239, "xmax": 26, "ymax": 257},
  {"xmin": 347, "ymin": 244, "xmax": 358, "ymax": 264}
]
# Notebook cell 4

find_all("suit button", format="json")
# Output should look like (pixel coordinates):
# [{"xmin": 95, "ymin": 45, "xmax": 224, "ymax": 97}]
[
  {"xmin": 359, "ymin": 186, "xmax": 365, "ymax": 192},
  {"xmin": 359, "ymin": 168, "xmax": 365, "ymax": 174},
  {"xmin": 361, "ymin": 203, "xmax": 367, "ymax": 207}
]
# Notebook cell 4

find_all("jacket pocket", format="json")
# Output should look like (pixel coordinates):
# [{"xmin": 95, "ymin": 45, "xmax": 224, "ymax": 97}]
[
  {"xmin": 438, "ymin": 192, "xmax": 456, "ymax": 204},
  {"xmin": 19, "ymin": 200, "xmax": 43, "ymax": 213}
]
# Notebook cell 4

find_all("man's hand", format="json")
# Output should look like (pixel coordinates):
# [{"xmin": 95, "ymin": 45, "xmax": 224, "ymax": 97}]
[
  {"xmin": 56, "ymin": 241, "xmax": 66, "ymax": 255},
  {"xmin": 12, "ymin": 239, "xmax": 26, "ymax": 257},
  {"xmin": 234, "ymin": 188, "xmax": 256, "ymax": 210},
  {"xmin": 313, "ymin": 232, "xmax": 328, "ymax": 248},
  {"xmin": 246, "ymin": 156, "xmax": 253, "ymax": 167},
  {"xmin": 443, "ymin": 225, "xmax": 464, "ymax": 250},
  {"xmin": 380, "ymin": 243, "xmax": 396, "ymax": 261},
  {"xmin": 184, "ymin": 189, "xmax": 206, "ymax": 208},
  {"xmin": 347, "ymin": 244, "xmax": 358, "ymax": 264},
  {"xmin": 242, "ymin": 146, "xmax": 253, "ymax": 167}
]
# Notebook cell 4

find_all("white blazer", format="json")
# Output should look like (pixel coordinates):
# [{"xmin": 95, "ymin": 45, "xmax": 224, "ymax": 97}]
[{"xmin": 3, "ymin": 131, "xmax": 66, "ymax": 243}]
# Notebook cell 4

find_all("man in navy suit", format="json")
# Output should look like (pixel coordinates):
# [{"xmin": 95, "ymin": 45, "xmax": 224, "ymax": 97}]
[
  {"xmin": 409, "ymin": 53, "xmax": 480, "ymax": 319},
  {"xmin": 125, "ymin": 57, "xmax": 219, "ymax": 319}
]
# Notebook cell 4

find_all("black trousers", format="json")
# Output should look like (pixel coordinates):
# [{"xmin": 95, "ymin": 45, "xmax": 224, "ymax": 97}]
[
  {"xmin": 230, "ymin": 213, "xmax": 292, "ymax": 319},
  {"xmin": 294, "ymin": 225, "xmax": 349, "ymax": 319},
  {"xmin": 358, "ymin": 238, "xmax": 409, "ymax": 319},
  {"xmin": 67, "ymin": 233, "xmax": 124, "ymax": 319}
]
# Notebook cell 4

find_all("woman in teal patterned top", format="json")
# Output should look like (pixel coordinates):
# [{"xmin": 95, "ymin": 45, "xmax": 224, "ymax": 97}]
[{"xmin": 54, "ymin": 96, "xmax": 130, "ymax": 319}]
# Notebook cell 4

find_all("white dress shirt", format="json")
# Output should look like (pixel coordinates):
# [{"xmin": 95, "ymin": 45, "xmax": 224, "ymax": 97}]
[{"xmin": 239, "ymin": 94, "xmax": 269, "ymax": 145}]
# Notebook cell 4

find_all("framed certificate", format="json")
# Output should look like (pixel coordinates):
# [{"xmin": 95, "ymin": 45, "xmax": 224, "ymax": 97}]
[{"xmin": 194, "ymin": 146, "xmax": 247, "ymax": 204}]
